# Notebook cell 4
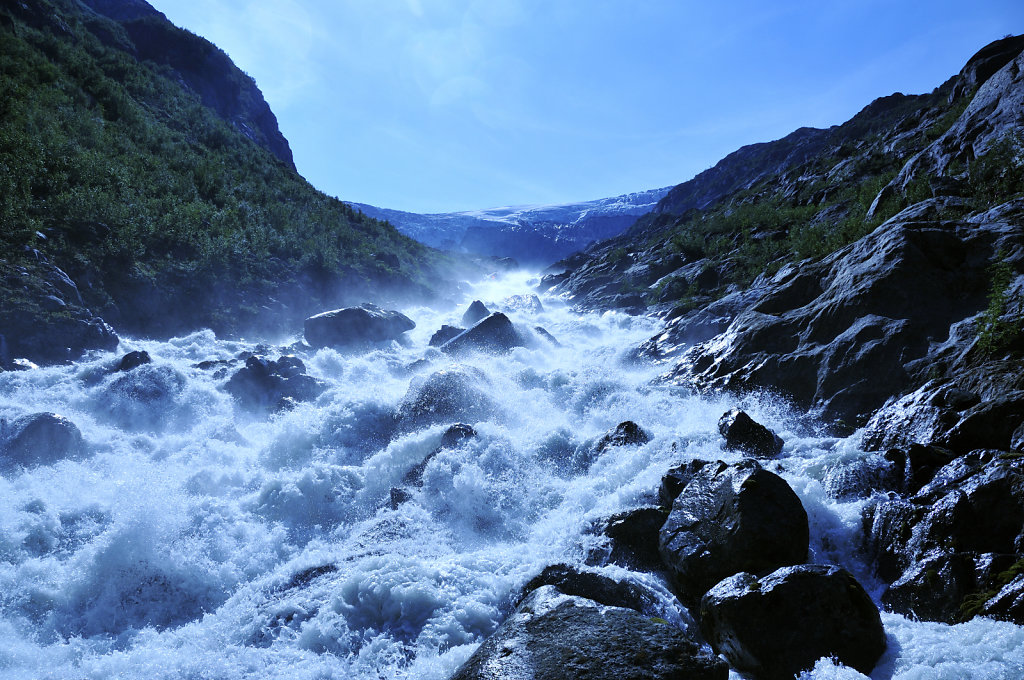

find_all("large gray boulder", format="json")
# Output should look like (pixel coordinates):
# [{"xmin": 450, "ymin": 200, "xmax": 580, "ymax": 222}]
[
  {"xmin": 659, "ymin": 460, "xmax": 808, "ymax": 604},
  {"xmin": 225, "ymin": 355, "xmax": 327, "ymax": 411},
  {"xmin": 450, "ymin": 586, "xmax": 727, "ymax": 680},
  {"xmin": 304, "ymin": 304, "xmax": 414, "ymax": 348},
  {"xmin": 440, "ymin": 313, "xmax": 526, "ymax": 356},
  {"xmin": 700, "ymin": 564, "xmax": 885, "ymax": 680},
  {"xmin": 396, "ymin": 366, "xmax": 495, "ymax": 430},
  {"xmin": 0, "ymin": 412, "xmax": 85, "ymax": 469}
]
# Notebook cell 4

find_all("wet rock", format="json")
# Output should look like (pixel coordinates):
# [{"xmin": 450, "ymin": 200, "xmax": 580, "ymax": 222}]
[
  {"xmin": 521, "ymin": 564, "xmax": 656, "ymax": 613},
  {"xmin": 304, "ymin": 304, "xmax": 415, "ymax": 348},
  {"xmin": 981, "ymin": 572, "xmax": 1024, "ymax": 622},
  {"xmin": 1014, "ymin": 423, "xmax": 1024, "ymax": 453},
  {"xmin": 451, "ymin": 586, "xmax": 727, "ymax": 680},
  {"xmin": 533, "ymin": 326, "xmax": 560, "ymax": 346},
  {"xmin": 461, "ymin": 300, "xmax": 490, "ymax": 326},
  {"xmin": 699, "ymin": 564, "xmax": 885, "ymax": 680},
  {"xmin": 822, "ymin": 454, "xmax": 900, "ymax": 500},
  {"xmin": 402, "ymin": 423, "xmax": 478, "ymax": 488},
  {"xmin": 501, "ymin": 294, "xmax": 544, "ymax": 314},
  {"xmin": 862, "ymin": 497, "xmax": 924, "ymax": 582},
  {"xmin": 428, "ymin": 325, "xmax": 464, "ymax": 347},
  {"xmin": 389, "ymin": 487, "xmax": 413, "ymax": 509},
  {"xmin": 594, "ymin": 506, "xmax": 668, "ymax": 570},
  {"xmin": 882, "ymin": 552, "xmax": 981, "ymax": 622},
  {"xmin": 595, "ymin": 421, "xmax": 651, "ymax": 453},
  {"xmin": 718, "ymin": 409, "xmax": 783, "ymax": 457},
  {"xmin": 117, "ymin": 350, "xmax": 151, "ymax": 372},
  {"xmin": 659, "ymin": 459, "xmax": 712, "ymax": 507},
  {"xmin": 659, "ymin": 460, "xmax": 808, "ymax": 604},
  {"xmin": 0, "ymin": 412, "xmax": 85, "ymax": 469},
  {"xmin": 940, "ymin": 392, "xmax": 1024, "ymax": 453},
  {"xmin": 440, "ymin": 313, "xmax": 527, "ymax": 356},
  {"xmin": 396, "ymin": 367, "xmax": 494, "ymax": 430},
  {"xmin": 225, "ymin": 355, "xmax": 327, "ymax": 411}
]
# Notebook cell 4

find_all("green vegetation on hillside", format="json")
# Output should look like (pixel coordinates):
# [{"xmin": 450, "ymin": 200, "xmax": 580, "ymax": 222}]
[{"xmin": 0, "ymin": 0, "xmax": 450, "ymax": 336}]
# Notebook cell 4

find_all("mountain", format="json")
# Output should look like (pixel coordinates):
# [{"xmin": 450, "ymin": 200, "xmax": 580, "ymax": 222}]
[
  {"xmin": 352, "ymin": 187, "xmax": 670, "ymax": 267},
  {"xmin": 0, "ymin": 0, "xmax": 459, "ymax": 366}
]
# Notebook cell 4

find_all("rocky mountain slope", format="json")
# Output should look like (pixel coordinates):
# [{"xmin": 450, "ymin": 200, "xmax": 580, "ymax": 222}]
[
  {"xmin": 353, "ymin": 187, "xmax": 669, "ymax": 266},
  {"xmin": 544, "ymin": 35, "xmax": 1024, "ymax": 629},
  {"xmin": 0, "ymin": 0, "xmax": 460, "ymax": 367}
]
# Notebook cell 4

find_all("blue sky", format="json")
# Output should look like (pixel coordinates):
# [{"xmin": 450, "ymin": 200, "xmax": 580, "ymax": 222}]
[{"xmin": 149, "ymin": 1, "xmax": 1023, "ymax": 213}]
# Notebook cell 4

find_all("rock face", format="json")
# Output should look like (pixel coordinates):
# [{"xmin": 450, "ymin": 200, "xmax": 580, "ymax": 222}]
[
  {"xmin": 0, "ymin": 412, "xmax": 85, "ymax": 469},
  {"xmin": 863, "ymin": 451, "xmax": 1024, "ymax": 624},
  {"xmin": 440, "ymin": 313, "xmax": 526, "ymax": 356},
  {"xmin": 450, "ymin": 586, "xmax": 728, "ymax": 680},
  {"xmin": 304, "ymin": 304, "xmax": 415, "ymax": 348},
  {"xmin": 659, "ymin": 460, "xmax": 808, "ymax": 604},
  {"xmin": 224, "ymin": 355, "xmax": 327, "ymax": 411},
  {"xmin": 700, "ymin": 565, "xmax": 886, "ymax": 680},
  {"xmin": 718, "ymin": 409, "xmax": 783, "ymax": 457},
  {"xmin": 0, "ymin": 258, "xmax": 118, "ymax": 368},
  {"xmin": 461, "ymin": 300, "xmax": 490, "ymax": 326}
]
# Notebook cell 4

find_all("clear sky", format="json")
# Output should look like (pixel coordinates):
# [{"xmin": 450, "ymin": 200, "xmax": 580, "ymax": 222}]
[{"xmin": 148, "ymin": 0, "xmax": 1023, "ymax": 214}]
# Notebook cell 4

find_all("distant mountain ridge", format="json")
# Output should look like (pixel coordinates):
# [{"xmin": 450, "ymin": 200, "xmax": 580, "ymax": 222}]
[{"xmin": 352, "ymin": 187, "xmax": 670, "ymax": 266}]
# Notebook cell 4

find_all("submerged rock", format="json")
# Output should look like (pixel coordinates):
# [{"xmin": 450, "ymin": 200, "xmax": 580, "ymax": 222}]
[
  {"xmin": 461, "ymin": 300, "xmax": 490, "ymax": 326},
  {"xmin": 440, "ymin": 313, "xmax": 527, "ymax": 356},
  {"xmin": 0, "ymin": 412, "xmax": 85, "ymax": 469},
  {"xmin": 521, "ymin": 564, "xmax": 656, "ymax": 613},
  {"xmin": 396, "ymin": 367, "xmax": 494, "ymax": 430},
  {"xmin": 451, "ymin": 586, "xmax": 727, "ymax": 680},
  {"xmin": 659, "ymin": 460, "xmax": 808, "ymax": 604},
  {"xmin": 594, "ymin": 421, "xmax": 651, "ymax": 453},
  {"xmin": 700, "ymin": 564, "xmax": 885, "ymax": 680},
  {"xmin": 117, "ymin": 350, "xmax": 151, "ymax": 372},
  {"xmin": 225, "ymin": 355, "xmax": 327, "ymax": 411},
  {"xmin": 304, "ymin": 304, "xmax": 415, "ymax": 348},
  {"xmin": 718, "ymin": 409, "xmax": 783, "ymax": 457},
  {"xmin": 401, "ymin": 423, "xmax": 478, "ymax": 488}
]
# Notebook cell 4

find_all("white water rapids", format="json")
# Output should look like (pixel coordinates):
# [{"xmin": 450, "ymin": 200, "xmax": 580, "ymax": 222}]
[{"xmin": 1, "ymin": 270, "xmax": 1023, "ymax": 679}]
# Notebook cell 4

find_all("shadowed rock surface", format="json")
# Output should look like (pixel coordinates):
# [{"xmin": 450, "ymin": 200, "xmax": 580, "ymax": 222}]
[{"xmin": 304, "ymin": 304, "xmax": 415, "ymax": 348}]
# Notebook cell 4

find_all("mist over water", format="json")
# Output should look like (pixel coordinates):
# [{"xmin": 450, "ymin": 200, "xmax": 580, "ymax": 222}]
[{"xmin": 1, "ymin": 271, "xmax": 1023, "ymax": 679}]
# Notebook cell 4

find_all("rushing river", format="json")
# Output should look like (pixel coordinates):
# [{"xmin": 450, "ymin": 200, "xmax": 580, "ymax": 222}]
[{"xmin": 1, "ymin": 270, "xmax": 1023, "ymax": 679}]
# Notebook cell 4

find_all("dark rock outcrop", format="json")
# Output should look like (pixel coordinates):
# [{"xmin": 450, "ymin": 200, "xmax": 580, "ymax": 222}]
[
  {"xmin": 224, "ymin": 355, "xmax": 327, "ymax": 411},
  {"xmin": 461, "ymin": 300, "xmax": 490, "ymax": 326},
  {"xmin": 659, "ymin": 460, "xmax": 808, "ymax": 604},
  {"xmin": 589, "ymin": 506, "xmax": 668, "ymax": 570},
  {"xmin": 700, "ymin": 565, "xmax": 885, "ymax": 680},
  {"xmin": 0, "ymin": 412, "xmax": 85, "ymax": 469},
  {"xmin": 396, "ymin": 367, "xmax": 494, "ymax": 430},
  {"xmin": 304, "ymin": 304, "xmax": 415, "ymax": 348},
  {"xmin": 450, "ymin": 586, "xmax": 727, "ymax": 680},
  {"xmin": 440, "ymin": 313, "xmax": 527, "ymax": 356},
  {"xmin": 594, "ymin": 421, "xmax": 651, "ymax": 453},
  {"xmin": 117, "ymin": 350, "xmax": 151, "ymax": 372},
  {"xmin": 520, "ymin": 564, "xmax": 656, "ymax": 613},
  {"xmin": 428, "ymin": 325, "xmax": 464, "ymax": 347},
  {"xmin": 659, "ymin": 459, "xmax": 713, "ymax": 507},
  {"xmin": 0, "ymin": 258, "xmax": 118, "ymax": 368},
  {"xmin": 718, "ymin": 409, "xmax": 783, "ymax": 457}
]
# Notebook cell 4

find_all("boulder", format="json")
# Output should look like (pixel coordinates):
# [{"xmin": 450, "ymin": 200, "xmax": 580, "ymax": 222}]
[
  {"xmin": 117, "ymin": 350, "xmax": 151, "ymax": 372},
  {"xmin": 822, "ymin": 454, "xmax": 900, "ymax": 500},
  {"xmin": 440, "ymin": 313, "xmax": 527, "ymax": 356},
  {"xmin": 225, "ymin": 355, "xmax": 327, "ymax": 411},
  {"xmin": 592, "ymin": 506, "xmax": 668, "ymax": 571},
  {"xmin": 532, "ymin": 326, "xmax": 561, "ymax": 346},
  {"xmin": 450, "ymin": 586, "xmax": 727, "ymax": 680},
  {"xmin": 501, "ymin": 294, "xmax": 544, "ymax": 314},
  {"xmin": 0, "ymin": 412, "xmax": 85, "ymax": 469},
  {"xmin": 396, "ymin": 367, "xmax": 494, "ymax": 430},
  {"xmin": 461, "ymin": 300, "xmax": 490, "ymax": 326},
  {"xmin": 718, "ymin": 409, "xmax": 783, "ymax": 457},
  {"xmin": 428, "ymin": 325, "xmax": 464, "ymax": 347},
  {"xmin": 699, "ymin": 565, "xmax": 885, "ymax": 680},
  {"xmin": 659, "ymin": 459, "xmax": 712, "ymax": 507},
  {"xmin": 520, "ymin": 564, "xmax": 655, "ymax": 613},
  {"xmin": 304, "ymin": 304, "xmax": 415, "ymax": 348},
  {"xmin": 594, "ymin": 421, "xmax": 651, "ymax": 453},
  {"xmin": 659, "ymin": 460, "xmax": 808, "ymax": 604}
]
